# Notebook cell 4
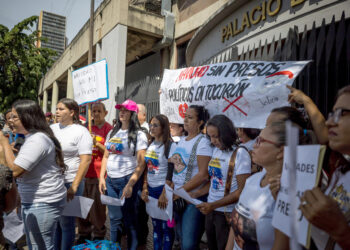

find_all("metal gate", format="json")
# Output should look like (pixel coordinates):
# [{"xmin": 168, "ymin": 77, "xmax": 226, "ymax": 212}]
[{"xmin": 115, "ymin": 75, "xmax": 162, "ymax": 121}]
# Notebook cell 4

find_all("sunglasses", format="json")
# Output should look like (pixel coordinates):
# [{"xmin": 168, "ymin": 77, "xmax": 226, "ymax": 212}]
[{"xmin": 255, "ymin": 136, "xmax": 280, "ymax": 147}]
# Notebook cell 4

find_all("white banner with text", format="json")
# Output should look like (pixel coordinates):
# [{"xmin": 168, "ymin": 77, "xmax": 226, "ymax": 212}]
[{"xmin": 160, "ymin": 61, "xmax": 310, "ymax": 128}]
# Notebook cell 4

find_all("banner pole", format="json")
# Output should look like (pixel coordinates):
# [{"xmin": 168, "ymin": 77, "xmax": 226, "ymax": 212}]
[{"xmin": 88, "ymin": 103, "xmax": 92, "ymax": 133}]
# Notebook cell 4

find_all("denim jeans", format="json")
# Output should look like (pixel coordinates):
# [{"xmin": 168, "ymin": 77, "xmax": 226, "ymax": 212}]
[
  {"xmin": 21, "ymin": 199, "xmax": 65, "ymax": 250},
  {"xmin": 106, "ymin": 174, "xmax": 140, "ymax": 250},
  {"xmin": 205, "ymin": 211, "xmax": 230, "ymax": 250},
  {"xmin": 148, "ymin": 185, "xmax": 174, "ymax": 250},
  {"xmin": 174, "ymin": 195, "xmax": 207, "ymax": 250},
  {"xmin": 55, "ymin": 181, "xmax": 84, "ymax": 250}
]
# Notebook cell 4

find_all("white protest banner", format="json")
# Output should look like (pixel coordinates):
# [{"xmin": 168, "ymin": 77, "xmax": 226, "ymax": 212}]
[
  {"xmin": 160, "ymin": 61, "xmax": 310, "ymax": 128},
  {"xmin": 272, "ymin": 145, "xmax": 326, "ymax": 248},
  {"xmin": 72, "ymin": 59, "xmax": 109, "ymax": 105}
]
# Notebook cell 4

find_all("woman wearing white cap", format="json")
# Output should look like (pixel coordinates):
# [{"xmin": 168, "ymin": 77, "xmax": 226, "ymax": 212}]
[{"xmin": 99, "ymin": 99, "xmax": 148, "ymax": 250}]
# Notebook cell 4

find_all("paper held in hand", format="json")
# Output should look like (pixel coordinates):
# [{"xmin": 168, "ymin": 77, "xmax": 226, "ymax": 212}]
[
  {"xmin": 173, "ymin": 187, "xmax": 202, "ymax": 205},
  {"xmin": 100, "ymin": 194, "xmax": 125, "ymax": 206},
  {"xmin": 145, "ymin": 184, "xmax": 174, "ymax": 221},
  {"xmin": 62, "ymin": 196, "xmax": 94, "ymax": 219}
]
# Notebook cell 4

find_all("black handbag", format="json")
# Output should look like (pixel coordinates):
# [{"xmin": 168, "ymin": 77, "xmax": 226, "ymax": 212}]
[{"xmin": 173, "ymin": 197, "xmax": 187, "ymax": 214}]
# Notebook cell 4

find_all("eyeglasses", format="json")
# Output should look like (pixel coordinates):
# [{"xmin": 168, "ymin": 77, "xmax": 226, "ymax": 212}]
[
  {"xmin": 149, "ymin": 124, "xmax": 160, "ymax": 128},
  {"xmin": 327, "ymin": 108, "xmax": 350, "ymax": 124},
  {"xmin": 255, "ymin": 136, "xmax": 280, "ymax": 147}
]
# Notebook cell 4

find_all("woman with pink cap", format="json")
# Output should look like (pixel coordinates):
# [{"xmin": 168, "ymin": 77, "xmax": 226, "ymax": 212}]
[{"xmin": 99, "ymin": 99, "xmax": 148, "ymax": 249}]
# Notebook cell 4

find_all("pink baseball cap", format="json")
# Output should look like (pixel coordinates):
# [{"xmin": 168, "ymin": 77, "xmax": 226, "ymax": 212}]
[{"xmin": 115, "ymin": 99, "xmax": 139, "ymax": 113}]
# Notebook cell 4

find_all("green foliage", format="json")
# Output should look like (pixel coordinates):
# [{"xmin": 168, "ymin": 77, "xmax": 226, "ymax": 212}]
[{"xmin": 0, "ymin": 16, "xmax": 56, "ymax": 112}]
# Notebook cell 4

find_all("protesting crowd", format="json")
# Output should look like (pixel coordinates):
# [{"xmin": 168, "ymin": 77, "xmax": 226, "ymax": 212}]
[{"xmin": 0, "ymin": 82, "xmax": 349, "ymax": 250}]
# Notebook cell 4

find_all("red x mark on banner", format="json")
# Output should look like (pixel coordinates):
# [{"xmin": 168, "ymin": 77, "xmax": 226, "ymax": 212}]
[{"xmin": 222, "ymin": 96, "xmax": 248, "ymax": 116}]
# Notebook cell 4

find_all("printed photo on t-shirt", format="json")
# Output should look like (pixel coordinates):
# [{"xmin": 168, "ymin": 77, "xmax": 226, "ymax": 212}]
[
  {"xmin": 169, "ymin": 151, "xmax": 187, "ymax": 174},
  {"xmin": 106, "ymin": 137, "xmax": 124, "ymax": 154},
  {"xmin": 231, "ymin": 208, "xmax": 259, "ymax": 250},
  {"xmin": 145, "ymin": 150, "xmax": 160, "ymax": 174},
  {"xmin": 208, "ymin": 158, "xmax": 224, "ymax": 190}
]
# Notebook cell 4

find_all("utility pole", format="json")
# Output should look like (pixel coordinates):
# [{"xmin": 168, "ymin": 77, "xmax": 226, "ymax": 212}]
[{"xmin": 87, "ymin": 0, "xmax": 94, "ymax": 132}]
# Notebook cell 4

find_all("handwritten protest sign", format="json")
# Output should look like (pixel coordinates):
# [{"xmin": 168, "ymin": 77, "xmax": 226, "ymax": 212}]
[
  {"xmin": 72, "ymin": 59, "xmax": 109, "ymax": 105},
  {"xmin": 272, "ymin": 145, "xmax": 326, "ymax": 248},
  {"xmin": 160, "ymin": 61, "xmax": 310, "ymax": 128}
]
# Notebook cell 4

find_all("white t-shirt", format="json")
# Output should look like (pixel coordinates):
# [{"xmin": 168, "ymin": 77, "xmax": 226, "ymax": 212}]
[
  {"xmin": 311, "ymin": 168, "xmax": 350, "ymax": 250},
  {"xmin": 232, "ymin": 169, "xmax": 275, "ymax": 250},
  {"xmin": 105, "ymin": 129, "xmax": 148, "ymax": 178},
  {"xmin": 141, "ymin": 122, "xmax": 149, "ymax": 132},
  {"xmin": 241, "ymin": 139, "xmax": 256, "ymax": 151},
  {"xmin": 51, "ymin": 123, "xmax": 93, "ymax": 183},
  {"xmin": 172, "ymin": 136, "xmax": 185, "ymax": 143},
  {"xmin": 207, "ymin": 146, "xmax": 251, "ymax": 212},
  {"xmin": 14, "ymin": 132, "xmax": 66, "ymax": 204},
  {"xmin": 169, "ymin": 134, "xmax": 213, "ymax": 190},
  {"xmin": 145, "ymin": 141, "xmax": 176, "ymax": 187}
]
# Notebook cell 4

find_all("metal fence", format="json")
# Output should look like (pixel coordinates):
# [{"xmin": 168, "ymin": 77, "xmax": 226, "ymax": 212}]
[{"xmin": 116, "ymin": 11, "xmax": 350, "ymax": 120}]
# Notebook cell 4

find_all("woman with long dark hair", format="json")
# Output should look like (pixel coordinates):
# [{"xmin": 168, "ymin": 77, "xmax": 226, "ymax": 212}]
[
  {"xmin": 196, "ymin": 115, "xmax": 251, "ymax": 250},
  {"xmin": 168, "ymin": 105, "xmax": 213, "ymax": 250},
  {"xmin": 0, "ymin": 99, "xmax": 66, "ymax": 249},
  {"xmin": 99, "ymin": 99, "xmax": 148, "ymax": 249},
  {"xmin": 141, "ymin": 114, "xmax": 175, "ymax": 250},
  {"xmin": 51, "ymin": 98, "xmax": 92, "ymax": 250}
]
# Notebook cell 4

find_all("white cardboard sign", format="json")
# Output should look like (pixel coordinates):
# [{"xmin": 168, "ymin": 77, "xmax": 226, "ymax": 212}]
[
  {"xmin": 72, "ymin": 59, "xmax": 109, "ymax": 105},
  {"xmin": 272, "ymin": 145, "xmax": 325, "ymax": 248},
  {"xmin": 160, "ymin": 61, "xmax": 310, "ymax": 128}
]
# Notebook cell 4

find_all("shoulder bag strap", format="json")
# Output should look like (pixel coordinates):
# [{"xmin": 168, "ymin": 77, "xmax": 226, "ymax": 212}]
[
  {"xmin": 224, "ymin": 147, "xmax": 239, "ymax": 197},
  {"xmin": 184, "ymin": 135, "xmax": 204, "ymax": 184},
  {"xmin": 224, "ymin": 146, "xmax": 250, "ymax": 196}
]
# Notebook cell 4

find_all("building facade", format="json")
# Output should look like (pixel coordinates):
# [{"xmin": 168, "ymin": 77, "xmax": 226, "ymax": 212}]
[
  {"xmin": 37, "ymin": 11, "xmax": 66, "ymax": 61},
  {"xmin": 39, "ymin": 0, "xmax": 350, "ymax": 123}
]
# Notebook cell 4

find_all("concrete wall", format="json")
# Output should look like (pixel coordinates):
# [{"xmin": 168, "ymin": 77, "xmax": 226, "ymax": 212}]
[{"xmin": 96, "ymin": 24, "xmax": 128, "ymax": 123}]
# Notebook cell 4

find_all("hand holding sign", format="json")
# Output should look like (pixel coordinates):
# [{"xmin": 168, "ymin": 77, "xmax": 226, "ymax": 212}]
[{"xmin": 300, "ymin": 187, "xmax": 349, "ymax": 240}]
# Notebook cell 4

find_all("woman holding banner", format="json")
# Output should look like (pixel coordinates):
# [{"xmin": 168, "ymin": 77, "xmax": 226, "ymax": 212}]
[
  {"xmin": 141, "ymin": 114, "xmax": 175, "ymax": 250},
  {"xmin": 196, "ymin": 115, "xmax": 251, "ymax": 250},
  {"xmin": 168, "ymin": 105, "xmax": 213, "ymax": 250},
  {"xmin": 51, "ymin": 98, "xmax": 92, "ymax": 250},
  {"xmin": 0, "ymin": 100, "xmax": 66, "ymax": 250},
  {"xmin": 98, "ymin": 99, "xmax": 148, "ymax": 250}
]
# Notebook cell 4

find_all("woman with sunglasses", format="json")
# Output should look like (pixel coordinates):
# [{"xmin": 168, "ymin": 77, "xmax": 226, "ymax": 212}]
[
  {"xmin": 141, "ymin": 114, "xmax": 175, "ymax": 250},
  {"xmin": 0, "ymin": 100, "xmax": 66, "ymax": 249},
  {"xmin": 51, "ymin": 98, "xmax": 93, "ymax": 250},
  {"xmin": 168, "ymin": 105, "xmax": 213, "ymax": 250},
  {"xmin": 99, "ymin": 99, "xmax": 148, "ymax": 249},
  {"xmin": 196, "ymin": 115, "xmax": 251, "ymax": 250},
  {"xmin": 225, "ymin": 121, "xmax": 310, "ymax": 250}
]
